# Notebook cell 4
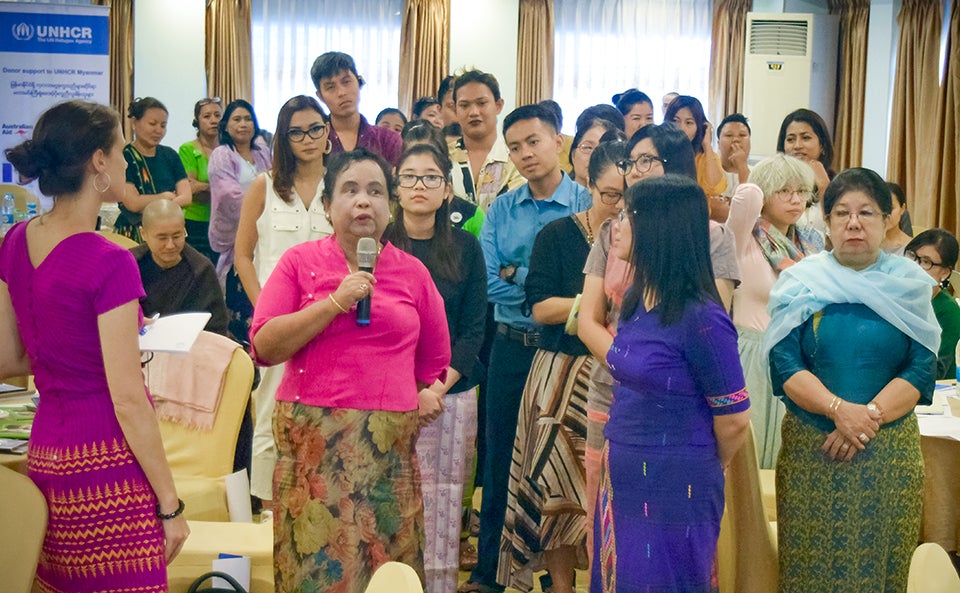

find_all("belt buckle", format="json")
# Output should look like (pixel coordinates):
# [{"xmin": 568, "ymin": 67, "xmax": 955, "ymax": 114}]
[{"xmin": 523, "ymin": 332, "xmax": 540, "ymax": 348}]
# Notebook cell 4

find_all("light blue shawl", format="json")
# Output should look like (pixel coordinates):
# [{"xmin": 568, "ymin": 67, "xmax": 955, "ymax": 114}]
[{"xmin": 763, "ymin": 251, "xmax": 941, "ymax": 357}]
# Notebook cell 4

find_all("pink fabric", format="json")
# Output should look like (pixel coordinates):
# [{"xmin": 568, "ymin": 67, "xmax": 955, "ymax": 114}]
[
  {"xmin": 724, "ymin": 183, "xmax": 776, "ymax": 331},
  {"xmin": 0, "ymin": 224, "xmax": 166, "ymax": 592},
  {"xmin": 250, "ymin": 235, "xmax": 450, "ymax": 411},
  {"xmin": 148, "ymin": 331, "xmax": 240, "ymax": 430}
]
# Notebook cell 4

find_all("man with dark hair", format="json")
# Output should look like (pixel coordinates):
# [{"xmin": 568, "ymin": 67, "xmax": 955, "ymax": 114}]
[
  {"xmin": 437, "ymin": 74, "xmax": 459, "ymax": 127},
  {"xmin": 539, "ymin": 99, "xmax": 575, "ymax": 174},
  {"xmin": 310, "ymin": 51, "xmax": 402, "ymax": 166},
  {"xmin": 717, "ymin": 113, "xmax": 752, "ymax": 207},
  {"xmin": 463, "ymin": 104, "xmax": 591, "ymax": 593},
  {"xmin": 449, "ymin": 69, "xmax": 525, "ymax": 211}
]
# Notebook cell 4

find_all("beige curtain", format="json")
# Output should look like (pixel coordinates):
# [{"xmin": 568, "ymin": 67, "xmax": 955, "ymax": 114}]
[
  {"xmin": 93, "ymin": 0, "xmax": 134, "ymax": 139},
  {"xmin": 708, "ymin": 0, "xmax": 751, "ymax": 129},
  {"xmin": 887, "ymin": 0, "xmax": 942, "ymax": 227},
  {"xmin": 398, "ymin": 0, "xmax": 450, "ymax": 115},
  {"xmin": 205, "ymin": 0, "xmax": 253, "ymax": 103},
  {"xmin": 515, "ymin": 0, "xmax": 554, "ymax": 106},
  {"xmin": 829, "ymin": 0, "xmax": 870, "ymax": 171},
  {"xmin": 926, "ymin": 0, "xmax": 959, "ymax": 234}
]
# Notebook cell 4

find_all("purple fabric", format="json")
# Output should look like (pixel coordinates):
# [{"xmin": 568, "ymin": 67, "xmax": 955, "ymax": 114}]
[
  {"xmin": 328, "ymin": 115, "xmax": 403, "ymax": 167},
  {"xmin": 0, "ymin": 223, "xmax": 167, "ymax": 592},
  {"xmin": 594, "ymin": 300, "xmax": 747, "ymax": 591},
  {"xmin": 208, "ymin": 139, "xmax": 273, "ymax": 277}
]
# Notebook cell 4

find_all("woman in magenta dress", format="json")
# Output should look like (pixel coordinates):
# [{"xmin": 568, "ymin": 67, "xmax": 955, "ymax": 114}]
[
  {"xmin": 0, "ymin": 101, "xmax": 188, "ymax": 593},
  {"xmin": 593, "ymin": 174, "xmax": 750, "ymax": 593}
]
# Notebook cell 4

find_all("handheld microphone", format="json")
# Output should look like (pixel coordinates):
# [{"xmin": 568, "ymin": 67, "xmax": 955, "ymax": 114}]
[{"xmin": 356, "ymin": 237, "xmax": 378, "ymax": 326}]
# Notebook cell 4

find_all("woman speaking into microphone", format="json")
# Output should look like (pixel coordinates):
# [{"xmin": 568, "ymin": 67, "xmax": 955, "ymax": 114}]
[{"xmin": 249, "ymin": 148, "xmax": 450, "ymax": 593}]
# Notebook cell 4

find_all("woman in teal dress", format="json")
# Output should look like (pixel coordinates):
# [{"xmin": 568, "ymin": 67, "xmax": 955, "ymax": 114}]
[
  {"xmin": 904, "ymin": 229, "xmax": 960, "ymax": 379},
  {"xmin": 766, "ymin": 168, "xmax": 939, "ymax": 593}
]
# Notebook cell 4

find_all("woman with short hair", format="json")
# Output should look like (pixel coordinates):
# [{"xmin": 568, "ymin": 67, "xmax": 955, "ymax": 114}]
[
  {"xmin": 178, "ymin": 97, "xmax": 222, "ymax": 264},
  {"xmin": 664, "ymin": 95, "xmax": 726, "ymax": 198},
  {"xmin": 905, "ymin": 228, "xmax": 960, "ymax": 379}
]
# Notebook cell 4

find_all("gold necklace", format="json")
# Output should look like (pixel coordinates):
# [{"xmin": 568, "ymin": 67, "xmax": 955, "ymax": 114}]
[{"xmin": 583, "ymin": 209, "xmax": 594, "ymax": 244}]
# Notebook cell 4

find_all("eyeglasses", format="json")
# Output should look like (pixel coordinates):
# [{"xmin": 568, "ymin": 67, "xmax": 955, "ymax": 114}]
[
  {"xmin": 287, "ymin": 124, "xmax": 327, "ymax": 143},
  {"xmin": 397, "ymin": 174, "xmax": 446, "ymax": 189},
  {"xmin": 828, "ymin": 208, "xmax": 882, "ymax": 224},
  {"xmin": 773, "ymin": 188, "xmax": 812, "ymax": 202},
  {"xmin": 197, "ymin": 97, "xmax": 222, "ymax": 107},
  {"xmin": 576, "ymin": 144, "xmax": 596, "ymax": 155},
  {"xmin": 616, "ymin": 154, "xmax": 666, "ymax": 176},
  {"xmin": 905, "ymin": 250, "xmax": 946, "ymax": 270},
  {"xmin": 598, "ymin": 191, "xmax": 623, "ymax": 205},
  {"xmin": 617, "ymin": 209, "xmax": 635, "ymax": 223}
]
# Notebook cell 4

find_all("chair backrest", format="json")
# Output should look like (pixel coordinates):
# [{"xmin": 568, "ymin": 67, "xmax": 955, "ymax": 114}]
[
  {"xmin": 717, "ymin": 423, "xmax": 778, "ymax": 593},
  {"xmin": 97, "ymin": 229, "xmax": 139, "ymax": 249},
  {"xmin": 364, "ymin": 561, "xmax": 423, "ymax": 593},
  {"xmin": 0, "ymin": 465, "xmax": 48, "ymax": 593},
  {"xmin": 154, "ymin": 332, "xmax": 254, "ymax": 479},
  {"xmin": 907, "ymin": 543, "xmax": 960, "ymax": 593}
]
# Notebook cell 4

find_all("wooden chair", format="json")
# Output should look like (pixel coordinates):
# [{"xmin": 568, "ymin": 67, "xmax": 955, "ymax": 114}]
[{"xmin": 0, "ymin": 465, "xmax": 47, "ymax": 593}]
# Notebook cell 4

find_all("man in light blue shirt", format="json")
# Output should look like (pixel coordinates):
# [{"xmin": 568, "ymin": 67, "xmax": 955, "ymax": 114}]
[{"xmin": 467, "ymin": 104, "xmax": 591, "ymax": 593}]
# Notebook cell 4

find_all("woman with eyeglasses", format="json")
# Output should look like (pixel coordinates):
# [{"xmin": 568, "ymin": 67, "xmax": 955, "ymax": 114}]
[
  {"xmin": 904, "ymin": 229, "xmax": 960, "ymax": 379},
  {"xmin": 382, "ymin": 143, "xmax": 486, "ymax": 593},
  {"xmin": 569, "ymin": 117, "xmax": 621, "ymax": 188},
  {"xmin": 498, "ymin": 141, "xmax": 626, "ymax": 593},
  {"xmin": 116, "ymin": 97, "xmax": 192, "ymax": 242},
  {"xmin": 766, "ymin": 168, "xmax": 937, "ymax": 592},
  {"xmin": 178, "ymin": 97, "xmax": 222, "ymax": 264},
  {"xmin": 234, "ymin": 95, "xmax": 333, "ymax": 503},
  {"xmin": 593, "ymin": 174, "xmax": 750, "ymax": 593},
  {"xmin": 208, "ymin": 99, "xmax": 273, "ymax": 342},
  {"xmin": 725, "ymin": 154, "xmax": 823, "ymax": 469}
]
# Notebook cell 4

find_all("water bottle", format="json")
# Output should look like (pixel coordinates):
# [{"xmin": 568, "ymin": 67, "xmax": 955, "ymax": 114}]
[
  {"xmin": 0, "ymin": 193, "xmax": 14, "ymax": 235},
  {"xmin": 955, "ymin": 338, "xmax": 960, "ymax": 385},
  {"xmin": 26, "ymin": 201, "xmax": 38, "ymax": 220}
]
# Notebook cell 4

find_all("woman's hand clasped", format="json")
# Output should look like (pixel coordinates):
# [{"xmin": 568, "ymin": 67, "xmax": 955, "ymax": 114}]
[
  {"xmin": 823, "ymin": 401, "xmax": 882, "ymax": 461},
  {"xmin": 330, "ymin": 271, "xmax": 376, "ymax": 313},
  {"xmin": 417, "ymin": 387, "xmax": 444, "ymax": 426}
]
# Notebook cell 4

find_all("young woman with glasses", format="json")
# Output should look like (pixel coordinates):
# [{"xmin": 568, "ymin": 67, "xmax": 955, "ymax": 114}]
[
  {"xmin": 904, "ymin": 228, "xmax": 960, "ymax": 378},
  {"xmin": 725, "ymin": 153, "xmax": 823, "ymax": 469},
  {"xmin": 234, "ymin": 95, "xmax": 333, "ymax": 503},
  {"xmin": 382, "ymin": 143, "xmax": 487, "ymax": 593},
  {"xmin": 178, "ymin": 97, "xmax": 223, "ymax": 264}
]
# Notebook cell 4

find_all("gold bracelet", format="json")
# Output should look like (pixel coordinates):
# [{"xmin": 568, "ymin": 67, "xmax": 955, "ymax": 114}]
[
  {"xmin": 828, "ymin": 396, "xmax": 843, "ymax": 418},
  {"xmin": 328, "ymin": 293, "xmax": 348, "ymax": 314}
]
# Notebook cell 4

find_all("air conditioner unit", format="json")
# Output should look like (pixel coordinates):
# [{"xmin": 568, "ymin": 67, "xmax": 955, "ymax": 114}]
[{"xmin": 742, "ymin": 12, "xmax": 839, "ymax": 160}]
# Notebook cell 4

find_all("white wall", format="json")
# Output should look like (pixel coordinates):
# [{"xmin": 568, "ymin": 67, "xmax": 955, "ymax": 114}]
[
  {"xmin": 133, "ymin": 0, "xmax": 206, "ymax": 147},
  {"xmin": 449, "ymin": 0, "xmax": 520, "ymax": 118}
]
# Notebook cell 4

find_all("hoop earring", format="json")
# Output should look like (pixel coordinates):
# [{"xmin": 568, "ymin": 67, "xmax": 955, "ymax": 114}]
[
  {"xmin": 93, "ymin": 172, "xmax": 111, "ymax": 193},
  {"xmin": 325, "ymin": 140, "xmax": 333, "ymax": 155}
]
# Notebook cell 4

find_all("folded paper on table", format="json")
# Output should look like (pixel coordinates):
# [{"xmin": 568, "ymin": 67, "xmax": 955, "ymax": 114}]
[
  {"xmin": 138, "ymin": 312, "xmax": 211, "ymax": 353},
  {"xmin": 212, "ymin": 555, "xmax": 251, "ymax": 591}
]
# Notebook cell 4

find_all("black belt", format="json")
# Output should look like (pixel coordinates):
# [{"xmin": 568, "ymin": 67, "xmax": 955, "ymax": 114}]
[{"xmin": 496, "ymin": 322, "xmax": 541, "ymax": 348}]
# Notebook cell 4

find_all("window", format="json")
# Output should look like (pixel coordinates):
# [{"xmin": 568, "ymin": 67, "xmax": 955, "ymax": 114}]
[
  {"xmin": 553, "ymin": 0, "xmax": 713, "ymax": 133},
  {"xmin": 251, "ymin": 0, "xmax": 403, "ymax": 132}
]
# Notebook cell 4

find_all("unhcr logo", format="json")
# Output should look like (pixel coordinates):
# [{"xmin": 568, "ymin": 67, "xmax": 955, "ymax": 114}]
[{"xmin": 11, "ymin": 22, "xmax": 34, "ymax": 41}]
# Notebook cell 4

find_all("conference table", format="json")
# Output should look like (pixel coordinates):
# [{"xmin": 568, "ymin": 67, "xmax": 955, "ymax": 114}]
[{"xmin": 918, "ymin": 384, "xmax": 960, "ymax": 552}]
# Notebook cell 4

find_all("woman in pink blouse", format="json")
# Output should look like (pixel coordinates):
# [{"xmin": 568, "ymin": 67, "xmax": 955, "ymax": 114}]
[
  {"xmin": 249, "ymin": 148, "xmax": 451, "ymax": 593},
  {"xmin": 724, "ymin": 153, "xmax": 823, "ymax": 469}
]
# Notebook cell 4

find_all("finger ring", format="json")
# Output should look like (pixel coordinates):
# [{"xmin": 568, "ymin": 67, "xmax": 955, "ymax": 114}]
[
  {"xmin": 360, "ymin": 283, "xmax": 367, "ymax": 291},
  {"xmin": 858, "ymin": 433, "xmax": 869, "ymax": 443},
  {"xmin": 840, "ymin": 443, "xmax": 850, "ymax": 450}
]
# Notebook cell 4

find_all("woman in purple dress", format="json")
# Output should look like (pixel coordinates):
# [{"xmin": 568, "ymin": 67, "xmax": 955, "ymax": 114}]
[
  {"xmin": 593, "ymin": 174, "xmax": 750, "ymax": 593},
  {"xmin": 0, "ymin": 101, "xmax": 189, "ymax": 593}
]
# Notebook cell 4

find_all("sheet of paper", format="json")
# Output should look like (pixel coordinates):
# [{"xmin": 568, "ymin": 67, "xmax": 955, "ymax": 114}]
[
  {"xmin": 226, "ymin": 468, "xmax": 253, "ymax": 523},
  {"xmin": 212, "ymin": 555, "xmax": 250, "ymax": 591},
  {"xmin": 138, "ymin": 312, "xmax": 211, "ymax": 353}
]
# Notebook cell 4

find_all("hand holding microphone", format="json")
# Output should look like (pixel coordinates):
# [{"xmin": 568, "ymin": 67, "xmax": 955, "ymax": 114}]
[{"xmin": 355, "ymin": 237, "xmax": 379, "ymax": 326}]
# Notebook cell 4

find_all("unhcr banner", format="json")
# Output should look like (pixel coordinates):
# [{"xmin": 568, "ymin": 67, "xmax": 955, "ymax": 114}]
[{"xmin": 0, "ymin": 2, "xmax": 109, "ymax": 209}]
